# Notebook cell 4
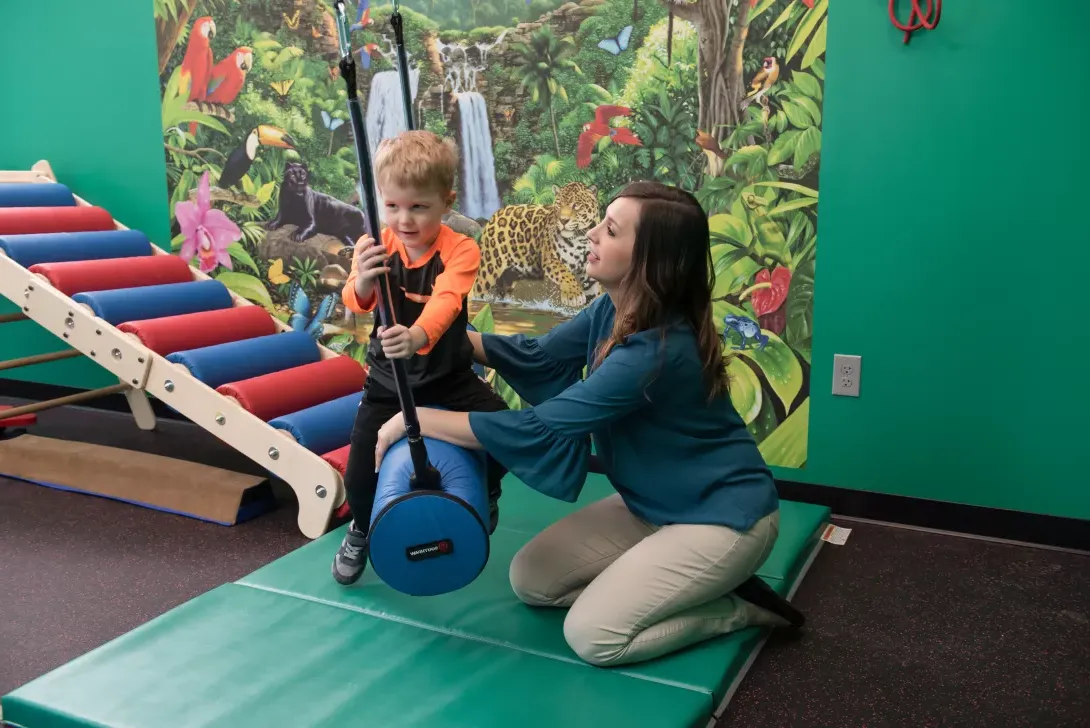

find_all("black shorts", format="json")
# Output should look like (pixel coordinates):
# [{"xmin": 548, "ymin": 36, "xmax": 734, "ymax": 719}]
[{"xmin": 341, "ymin": 370, "xmax": 510, "ymax": 523}]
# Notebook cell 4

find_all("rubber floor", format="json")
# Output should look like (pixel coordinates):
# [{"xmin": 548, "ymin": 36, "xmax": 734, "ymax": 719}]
[{"xmin": 1, "ymin": 401, "xmax": 1088, "ymax": 727}]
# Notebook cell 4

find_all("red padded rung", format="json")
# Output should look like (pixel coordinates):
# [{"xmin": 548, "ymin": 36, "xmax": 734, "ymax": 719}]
[
  {"xmin": 0, "ymin": 405, "xmax": 37, "ymax": 428},
  {"xmin": 0, "ymin": 206, "xmax": 115, "ymax": 235},
  {"xmin": 218, "ymin": 355, "xmax": 366, "ymax": 421},
  {"xmin": 29, "ymin": 255, "xmax": 194, "ymax": 296},
  {"xmin": 118, "ymin": 306, "xmax": 277, "ymax": 356},
  {"xmin": 322, "ymin": 444, "xmax": 351, "ymax": 475}
]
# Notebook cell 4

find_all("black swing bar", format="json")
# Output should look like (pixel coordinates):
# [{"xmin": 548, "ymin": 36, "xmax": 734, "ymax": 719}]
[
  {"xmin": 332, "ymin": 0, "xmax": 437, "ymax": 490},
  {"xmin": 390, "ymin": 1, "xmax": 415, "ymax": 130}
]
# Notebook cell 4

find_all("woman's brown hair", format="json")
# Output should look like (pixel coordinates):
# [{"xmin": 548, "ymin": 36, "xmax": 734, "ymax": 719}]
[{"xmin": 593, "ymin": 181, "xmax": 729, "ymax": 400}]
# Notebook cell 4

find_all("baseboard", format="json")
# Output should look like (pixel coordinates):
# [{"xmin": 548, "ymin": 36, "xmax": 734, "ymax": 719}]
[
  {"xmin": 3, "ymin": 379, "xmax": 1087, "ymax": 551},
  {"xmin": 775, "ymin": 480, "xmax": 1088, "ymax": 552}
]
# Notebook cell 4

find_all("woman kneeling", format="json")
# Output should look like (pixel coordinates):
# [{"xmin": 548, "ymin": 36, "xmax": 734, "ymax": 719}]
[{"xmin": 376, "ymin": 181, "xmax": 799, "ymax": 667}]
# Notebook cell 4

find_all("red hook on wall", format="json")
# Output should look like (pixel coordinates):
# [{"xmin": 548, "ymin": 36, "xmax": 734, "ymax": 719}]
[{"xmin": 889, "ymin": 0, "xmax": 942, "ymax": 44}]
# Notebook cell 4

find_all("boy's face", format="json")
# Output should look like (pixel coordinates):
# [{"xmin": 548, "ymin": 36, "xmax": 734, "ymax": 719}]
[{"xmin": 380, "ymin": 180, "xmax": 454, "ymax": 249}]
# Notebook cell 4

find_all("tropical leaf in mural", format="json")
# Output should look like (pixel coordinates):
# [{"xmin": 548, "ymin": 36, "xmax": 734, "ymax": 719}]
[
  {"xmin": 784, "ymin": 255, "xmax": 814, "ymax": 363},
  {"xmin": 153, "ymin": 0, "xmax": 192, "ymax": 23},
  {"xmin": 784, "ymin": 0, "xmax": 828, "ymax": 65},
  {"xmin": 727, "ymin": 356, "xmax": 764, "ymax": 425},
  {"xmin": 470, "ymin": 304, "xmax": 495, "ymax": 334},
  {"xmin": 758, "ymin": 397, "xmax": 809, "ymax": 468},
  {"xmin": 214, "ymin": 270, "xmax": 274, "ymax": 310},
  {"xmin": 226, "ymin": 242, "xmax": 260, "ymax": 275}
]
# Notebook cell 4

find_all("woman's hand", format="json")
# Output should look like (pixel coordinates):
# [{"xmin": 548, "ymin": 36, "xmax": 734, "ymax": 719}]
[{"xmin": 374, "ymin": 412, "xmax": 407, "ymax": 472}]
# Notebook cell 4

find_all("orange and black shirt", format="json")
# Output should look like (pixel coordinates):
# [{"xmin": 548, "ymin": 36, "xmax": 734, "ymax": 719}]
[{"xmin": 342, "ymin": 224, "xmax": 478, "ymax": 395}]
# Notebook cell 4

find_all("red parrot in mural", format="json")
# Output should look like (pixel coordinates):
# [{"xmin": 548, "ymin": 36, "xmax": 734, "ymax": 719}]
[
  {"xmin": 178, "ymin": 16, "xmax": 216, "ymax": 103},
  {"xmin": 576, "ymin": 105, "xmax": 642, "ymax": 168},
  {"xmin": 204, "ymin": 47, "xmax": 254, "ymax": 106}
]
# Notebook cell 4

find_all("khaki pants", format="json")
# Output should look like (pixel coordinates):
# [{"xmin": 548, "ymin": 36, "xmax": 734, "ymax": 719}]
[{"xmin": 509, "ymin": 494, "xmax": 785, "ymax": 667}]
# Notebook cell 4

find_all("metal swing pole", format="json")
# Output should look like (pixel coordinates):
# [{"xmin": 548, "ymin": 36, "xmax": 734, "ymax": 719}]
[
  {"xmin": 390, "ymin": 0, "xmax": 415, "ymax": 130},
  {"xmin": 333, "ymin": 1, "xmax": 438, "ymax": 490}
]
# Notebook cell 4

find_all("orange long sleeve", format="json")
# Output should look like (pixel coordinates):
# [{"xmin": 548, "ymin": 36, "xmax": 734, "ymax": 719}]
[{"xmin": 413, "ymin": 235, "xmax": 480, "ymax": 354}]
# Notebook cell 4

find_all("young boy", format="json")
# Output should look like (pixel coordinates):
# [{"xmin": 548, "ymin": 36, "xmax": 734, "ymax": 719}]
[{"xmin": 332, "ymin": 130, "xmax": 509, "ymax": 586}]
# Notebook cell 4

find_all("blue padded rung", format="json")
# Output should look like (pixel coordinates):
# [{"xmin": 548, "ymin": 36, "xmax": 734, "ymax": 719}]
[
  {"xmin": 268, "ymin": 391, "xmax": 363, "ymax": 455},
  {"xmin": 0, "ymin": 229, "xmax": 151, "ymax": 268},
  {"xmin": 73, "ymin": 279, "xmax": 232, "ymax": 326},
  {"xmin": 166, "ymin": 331, "xmax": 321, "ymax": 390},
  {"xmin": 0, "ymin": 183, "xmax": 77, "ymax": 208}
]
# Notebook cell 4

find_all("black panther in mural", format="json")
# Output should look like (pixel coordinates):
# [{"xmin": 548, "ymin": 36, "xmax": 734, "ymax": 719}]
[{"xmin": 266, "ymin": 161, "xmax": 368, "ymax": 247}]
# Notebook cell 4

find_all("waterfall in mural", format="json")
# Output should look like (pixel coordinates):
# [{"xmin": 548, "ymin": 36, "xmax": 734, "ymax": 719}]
[
  {"xmin": 457, "ymin": 92, "xmax": 501, "ymax": 220},
  {"xmin": 434, "ymin": 33, "xmax": 507, "ymax": 220},
  {"xmin": 364, "ymin": 69, "xmax": 420, "ymax": 220}
]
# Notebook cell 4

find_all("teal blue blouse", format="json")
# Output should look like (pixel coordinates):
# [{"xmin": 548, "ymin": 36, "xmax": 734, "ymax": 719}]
[{"xmin": 467, "ymin": 295, "xmax": 779, "ymax": 532}]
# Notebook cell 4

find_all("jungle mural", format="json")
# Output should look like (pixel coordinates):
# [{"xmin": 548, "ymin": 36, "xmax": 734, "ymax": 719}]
[{"xmin": 155, "ymin": 0, "xmax": 825, "ymax": 469}]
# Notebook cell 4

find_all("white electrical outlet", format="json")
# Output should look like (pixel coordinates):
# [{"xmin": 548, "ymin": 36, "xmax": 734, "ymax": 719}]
[{"xmin": 832, "ymin": 354, "xmax": 862, "ymax": 397}]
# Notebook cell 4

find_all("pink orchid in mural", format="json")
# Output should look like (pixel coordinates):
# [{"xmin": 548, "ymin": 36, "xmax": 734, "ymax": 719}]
[{"xmin": 176, "ymin": 171, "xmax": 240, "ymax": 273}]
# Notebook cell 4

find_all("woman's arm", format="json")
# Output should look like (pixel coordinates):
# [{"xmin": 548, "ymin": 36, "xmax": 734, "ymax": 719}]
[
  {"xmin": 376, "ymin": 331, "xmax": 666, "ymax": 491},
  {"xmin": 475, "ymin": 301, "xmax": 599, "ymax": 405},
  {"xmin": 375, "ymin": 408, "xmax": 482, "ymax": 471},
  {"xmin": 418, "ymin": 409, "xmax": 480, "ymax": 450},
  {"xmin": 466, "ymin": 330, "xmax": 489, "ymax": 367}
]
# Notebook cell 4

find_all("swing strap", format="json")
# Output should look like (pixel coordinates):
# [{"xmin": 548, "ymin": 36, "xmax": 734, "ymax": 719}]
[{"xmin": 331, "ymin": 0, "xmax": 436, "ymax": 489}]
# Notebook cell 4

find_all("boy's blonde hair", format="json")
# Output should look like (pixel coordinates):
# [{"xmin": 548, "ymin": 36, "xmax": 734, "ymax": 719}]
[{"xmin": 374, "ymin": 130, "xmax": 458, "ymax": 196}]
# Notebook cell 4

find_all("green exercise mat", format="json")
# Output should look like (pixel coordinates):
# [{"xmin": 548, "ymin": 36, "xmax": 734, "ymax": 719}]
[
  {"xmin": 1, "ymin": 585, "xmax": 710, "ymax": 728},
  {"xmin": 237, "ymin": 494, "xmax": 828, "ymax": 703},
  {"xmin": 2, "ymin": 476, "xmax": 829, "ymax": 728}
]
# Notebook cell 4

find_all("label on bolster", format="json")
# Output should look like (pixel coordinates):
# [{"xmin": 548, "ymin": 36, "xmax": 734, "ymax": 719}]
[{"xmin": 405, "ymin": 539, "xmax": 455, "ymax": 561}]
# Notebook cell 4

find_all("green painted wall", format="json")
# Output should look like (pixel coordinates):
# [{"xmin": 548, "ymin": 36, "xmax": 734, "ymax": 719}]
[
  {"xmin": 1, "ymin": 2, "xmax": 1087, "ymax": 520},
  {"xmin": 793, "ymin": 1, "xmax": 1090, "ymax": 520},
  {"xmin": 0, "ymin": 1, "xmax": 170, "ymax": 390}
]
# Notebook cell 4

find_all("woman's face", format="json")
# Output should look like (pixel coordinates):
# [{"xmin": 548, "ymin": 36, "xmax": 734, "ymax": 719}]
[{"xmin": 586, "ymin": 197, "xmax": 639, "ymax": 289}]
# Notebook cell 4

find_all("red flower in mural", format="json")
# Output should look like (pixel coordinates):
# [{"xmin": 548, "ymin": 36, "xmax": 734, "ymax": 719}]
[
  {"xmin": 176, "ymin": 171, "xmax": 241, "ymax": 273},
  {"xmin": 750, "ymin": 266, "xmax": 792, "ymax": 317}
]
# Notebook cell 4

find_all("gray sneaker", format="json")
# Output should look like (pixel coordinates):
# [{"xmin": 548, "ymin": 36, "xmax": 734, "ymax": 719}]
[{"xmin": 331, "ymin": 521, "xmax": 369, "ymax": 585}]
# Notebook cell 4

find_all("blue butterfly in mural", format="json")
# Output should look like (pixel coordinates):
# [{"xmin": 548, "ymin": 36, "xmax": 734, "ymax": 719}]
[
  {"xmin": 320, "ymin": 110, "xmax": 345, "ymax": 132},
  {"xmin": 598, "ymin": 25, "xmax": 633, "ymax": 55},
  {"xmin": 288, "ymin": 282, "xmax": 337, "ymax": 340}
]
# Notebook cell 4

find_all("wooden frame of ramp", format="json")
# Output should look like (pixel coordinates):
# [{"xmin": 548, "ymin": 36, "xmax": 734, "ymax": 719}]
[{"xmin": 0, "ymin": 160, "xmax": 348, "ymax": 539}]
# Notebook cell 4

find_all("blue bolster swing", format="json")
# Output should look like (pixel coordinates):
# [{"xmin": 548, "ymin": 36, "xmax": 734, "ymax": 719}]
[{"xmin": 368, "ymin": 434, "xmax": 491, "ymax": 597}]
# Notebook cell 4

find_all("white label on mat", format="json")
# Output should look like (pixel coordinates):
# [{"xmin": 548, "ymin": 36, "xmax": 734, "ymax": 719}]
[{"xmin": 820, "ymin": 524, "xmax": 852, "ymax": 545}]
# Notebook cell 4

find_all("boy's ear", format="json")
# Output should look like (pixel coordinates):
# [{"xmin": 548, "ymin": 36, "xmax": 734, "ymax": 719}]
[{"xmin": 445, "ymin": 191, "xmax": 456, "ymax": 212}]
